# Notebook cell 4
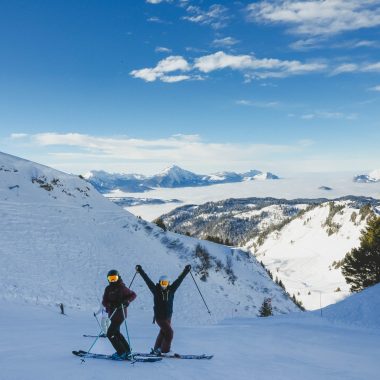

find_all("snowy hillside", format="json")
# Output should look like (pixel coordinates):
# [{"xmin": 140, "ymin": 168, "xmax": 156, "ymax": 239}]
[
  {"xmin": 159, "ymin": 197, "xmax": 379, "ymax": 311},
  {"xmin": 0, "ymin": 152, "xmax": 298, "ymax": 323},
  {"xmin": 159, "ymin": 197, "xmax": 327, "ymax": 246},
  {"xmin": 249, "ymin": 200, "xmax": 379, "ymax": 310},
  {"xmin": 354, "ymin": 169, "xmax": 380, "ymax": 183},
  {"xmin": 84, "ymin": 165, "xmax": 279, "ymax": 193}
]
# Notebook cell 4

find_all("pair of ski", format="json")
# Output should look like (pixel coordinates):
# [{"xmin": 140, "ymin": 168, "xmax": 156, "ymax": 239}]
[
  {"xmin": 73, "ymin": 350, "xmax": 160, "ymax": 363},
  {"xmin": 73, "ymin": 349, "xmax": 213, "ymax": 362}
]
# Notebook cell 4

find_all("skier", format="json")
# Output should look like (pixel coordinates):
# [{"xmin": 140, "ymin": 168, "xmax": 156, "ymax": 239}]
[
  {"xmin": 93, "ymin": 305, "xmax": 110, "ymax": 337},
  {"xmin": 102, "ymin": 269, "xmax": 136, "ymax": 360},
  {"xmin": 135, "ymin": 264, "xmax": 191, "ymax": 355}
]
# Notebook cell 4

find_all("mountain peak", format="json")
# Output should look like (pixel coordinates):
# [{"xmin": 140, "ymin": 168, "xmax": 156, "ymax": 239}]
[{"xmin": 160, "ymin": 164, "xmax": 190, "ymax": 175}]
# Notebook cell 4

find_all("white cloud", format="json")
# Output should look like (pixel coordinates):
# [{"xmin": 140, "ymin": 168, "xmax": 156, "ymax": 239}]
[
  {"xmin": 352, "ymin": 40, "xmax": 377, "ymax": 47},
  {"xmin": 236, "ymin": 100, "xmax": 280, "ymax": 108},
  {"xmin": 9, "ymin": 133, "xmax": 304, "ymax": 173},
  {"xmin": 131, "ymin": 51, "xmax": 327, "ymax": 83},
  {"xmin": 212, "ymin": 37, "xmax": 239, "ymax": 47},
  {"xmin": 155, "ymin": 46, "xmax": 172, "ymax": 53},
  {"xmin": 160, "ymin": 75, "xmax": 191, "ymax": 83},
  {"xmin": 369, "ymin": 85, "xmax": 380, "ymax": 91},
  {"xmin": 130, "ymin": 55, "xmax": 190, "ymax": 82},
  {"xmin": 183, "ymin": 4, "xmax": 230, "ymax": 29},
  {"xmin": 147, "ymin": 16, "xmax": 166, "ymax": 23},
  {"xmin": 363, "ymin": 62, "xmax": 380, "ymax": 71},
  {"xmin": 10, "ymin": 133, "xmax": 29, "ymax": 139},
  {"xmin": 330, "ymin": 61, "xmax": 380, "ymax": 75},
  {"xmin": 301, "ymin": 111, "xmax": 358, "ymax": 120},
  {"xmin": 146, "ymin": 0, "xmax": 172, "ymax": 4},
  {"xmin": 289, "ymin": 37, "xmax": 325, "ymax": 50},
  {"xmin": 331, "ymin": 63, "xmax": 359, "ymax": 75},
  {"xmin": 246, "ymin": 0, "xmax": 380, "ymax": 36},
  {"xmin": 193, "ymin": 51, "xmax": 326, "ymax": 76}
]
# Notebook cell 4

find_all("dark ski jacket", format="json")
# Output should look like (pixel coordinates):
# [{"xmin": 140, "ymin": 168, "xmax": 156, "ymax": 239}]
[
  {"xmin": 139, "ymin": 268, "xmax": 189, "ymax": 320},
  {"xmin": 102, "ymin": 279, "xmax": 136, "ymax": 324}
]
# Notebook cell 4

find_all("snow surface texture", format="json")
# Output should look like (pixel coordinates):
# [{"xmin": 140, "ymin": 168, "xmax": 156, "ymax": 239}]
[
  {"xmin": 112, "ymin": 172, "xmax": 380, "ymax": 221},
  {"xmin": 0, "ymin": 152, "xmax": 298, "ymax": 324},
  {"xmin": 317, "ymin": 283, "xmax": 380, "ymax": 330},
  {"xmin": 1, "ymin": 285, "xmax": 379, "ymax": 380}
]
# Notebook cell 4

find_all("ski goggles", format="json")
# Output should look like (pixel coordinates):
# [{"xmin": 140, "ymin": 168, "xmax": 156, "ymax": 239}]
[
  {"xmin": 107, "ymin": 275, "xmax": 119, "ymax": 283},
  {"xmin": 160, "ymin": 280, "xmax": 169, "ymax": 287}
]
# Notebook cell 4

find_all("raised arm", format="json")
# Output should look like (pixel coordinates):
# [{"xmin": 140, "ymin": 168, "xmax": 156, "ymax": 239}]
[
  {"xmin": 171, "ymin": 265, "xmax": 191, "ymax": 292},
  {"xmin": 136, "ymin": 265, "xmax": 156, "ymax": 294}
]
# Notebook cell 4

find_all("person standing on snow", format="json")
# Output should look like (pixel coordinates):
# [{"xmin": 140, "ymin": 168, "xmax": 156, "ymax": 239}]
[
  {"xmin": 102, "ymin": 269, "xmax": 136, "ymax": 360},
  {"xmin": 135, "ymin": 264, "xmax": 191, "ymax": 355}
]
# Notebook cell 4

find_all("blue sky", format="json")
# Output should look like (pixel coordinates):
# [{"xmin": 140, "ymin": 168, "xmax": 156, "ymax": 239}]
[{"xmin": 0, "ymin": 0, "xmax": 379, "ymax": 175}]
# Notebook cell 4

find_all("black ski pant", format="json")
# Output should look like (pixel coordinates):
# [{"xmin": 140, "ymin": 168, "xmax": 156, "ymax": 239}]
[
  {"xmin": 107, "ymin": 319, "xmax": 130, "ymax": 355},
  {"xmin": 154, "ymin": 318, "xmax": 173, "ymax": 353}
]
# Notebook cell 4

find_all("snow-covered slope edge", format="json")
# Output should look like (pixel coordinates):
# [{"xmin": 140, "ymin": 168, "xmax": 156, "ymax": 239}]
[
  {"xmin": 0, "ymin": 152, "xmax": 298, "ymax": 324},
  {"xmin": 315, "ymin": 283, "xmax": 380, "ymax": 330}
]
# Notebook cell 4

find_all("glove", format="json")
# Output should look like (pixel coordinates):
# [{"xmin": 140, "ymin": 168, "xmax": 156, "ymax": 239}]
[
  {"xmin": 135, "ymin": 264, "xmax": 142, "ymax": 273},
  {"xmin": 184, "ymin": 264, "xmax": 191, "ymax": 273},
  {"xmin": 93, "ymin": 312, "xmax": 96, "ymax": 317}
]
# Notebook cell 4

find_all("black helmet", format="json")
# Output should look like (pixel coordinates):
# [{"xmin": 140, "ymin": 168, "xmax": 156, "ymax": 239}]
[{"xmin": 107, "ymin": 269, "xmax": 120, "ymax": 283}]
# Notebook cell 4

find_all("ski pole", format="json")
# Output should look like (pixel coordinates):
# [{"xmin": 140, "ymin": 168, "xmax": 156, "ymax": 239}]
[
  {"xmin": 189, "ymin": 271, "xmax": 211, "ymax": 315},
  {"xmin": 93, "ymin": 312, "xmax": 102, "ymax": 332},
  {"xmin": 81, "ymin": 307, "xmax": 118, "ymax": 363},
  {"xmin": 121, "ymin": 304, "xmax": 133, "ymax": 357},
  {"xmin": 129, "ymin": 272, "xmax": 137, "ymax": 288}
]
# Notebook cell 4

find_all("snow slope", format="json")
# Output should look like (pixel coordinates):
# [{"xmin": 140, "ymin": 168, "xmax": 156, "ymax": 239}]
[
  {"xmin": 0, "ymin": 152, "xmax": 298, "ymax": 323},
  {"xmin": 250, "ymin": 201, "xmax": 375, "ymax": 310},
  {"xmin": 318, "ymin": 283, "xmax": 380, "ymax": 330},
  {"xmin": 0, "ymin": 297, "xmax": 379, "ymax": 380}
]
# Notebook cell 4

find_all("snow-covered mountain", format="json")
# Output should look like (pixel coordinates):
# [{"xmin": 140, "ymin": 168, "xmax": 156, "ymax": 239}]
[
  {"xmin": 84, "ymin": 165, "xmax": 279, "ymax": 193},
  {"xmin": 0, "ymin": 152, "xmax": 298, "ymax": 323},
  {"xmin": 145, "ymin": 165, "xmax": 204, "ymax": 188},
  {"xmin": 353, "ymin": 169, "xmax": 380, "ymax": 183},
  {"xmin": 159, "ymin": 196, "xmax": 380, "ymax": 310}
]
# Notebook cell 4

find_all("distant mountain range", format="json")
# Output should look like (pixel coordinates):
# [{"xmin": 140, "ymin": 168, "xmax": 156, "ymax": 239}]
[
  {"xmin": 353, "ymin": 169, "xmax": 380, "ymax": 183},
  {"xmin": 84, "ymin": 165, "xmax": 279, "ymax": 193}
]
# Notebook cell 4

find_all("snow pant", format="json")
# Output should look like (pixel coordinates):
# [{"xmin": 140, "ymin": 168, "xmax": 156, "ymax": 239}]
[
  {"xmin": 154, "ymin": 318, "xmax": 173, "ymax": 353},
  {"xmin": 107, "ymin": 319, "xmax": 131, "ymax": 355}
]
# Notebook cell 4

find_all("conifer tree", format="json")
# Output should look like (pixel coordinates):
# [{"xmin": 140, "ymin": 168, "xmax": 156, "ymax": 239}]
[
  {"xmin": 153, "ymin": 217, "xmax": 167, "ymax": 231},
  {"xmin": 341, "ymin": 216, "xmax": 380, "ymax": 292},
  {"xmin": 259, "ymin": 298, "xmax": 273, "ymax": 317}
]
